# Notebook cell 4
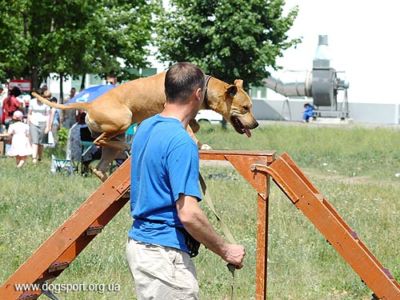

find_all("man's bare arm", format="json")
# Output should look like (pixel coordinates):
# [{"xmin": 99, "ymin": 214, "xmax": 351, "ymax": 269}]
[{"xmin": 176, "ymin": 195, "xmax": 245, "ymax": 268}]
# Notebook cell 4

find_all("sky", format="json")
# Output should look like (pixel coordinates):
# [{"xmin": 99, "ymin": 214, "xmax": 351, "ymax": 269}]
[
  {"xmin": 150, "ymin": 1, "xmax": 400, "ymax": 104},
  {"xmin": 272, "ymin": 0, "xmax": 400, "ymax": 103}
]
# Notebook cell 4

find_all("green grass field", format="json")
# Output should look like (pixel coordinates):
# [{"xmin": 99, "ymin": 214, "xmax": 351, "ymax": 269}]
[{"xmin": 1, "ymin": 122, "xmax": 399, "ymax": 299}]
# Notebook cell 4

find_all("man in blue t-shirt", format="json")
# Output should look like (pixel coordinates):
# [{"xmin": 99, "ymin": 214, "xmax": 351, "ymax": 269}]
[{"xmin": 126, "ymin": 62, "xmax": 246, "ymax": 299}]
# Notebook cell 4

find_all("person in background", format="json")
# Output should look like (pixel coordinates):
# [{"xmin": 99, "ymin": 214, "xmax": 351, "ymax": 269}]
[
  {"xmin": 66, "ymin": 111, "xmax": 87, "ymax": 162},
  {"xmin": 28, "ymin": 89, "xmax": 51, "ymax": 164},
  {"xmin": 0, "ymin": 84, "xmax": 5, "ymax": 132},
  {"xmin": 40, "ymin": 84, "xmax": 48, "ymax": 93},
  {"xmin": 21, "ymin": 92, "xmax": 32, "ymax": 116},
  {"xmin": 2, "ymin": 86, "xmax": 22, "ymax": 129},
  {"xmin": 65, "ymin": 111, "xmax": 102, "ymax": 175},
  {"xmin": 106, "ymin": 75, "xmax": 117, "ymax": 85},
  {"xmin": 0, "ymin": 84, "xmax": 6, "ymax": 104},
  {"xmin": 6, "ymin": 110, "xmax": 32, "ymax": 168},
  {"xmin": 303, "ymin": 103, "xmax": 315, "ymax": 122},
  {"xmin": 48, "ymin": 97, "xmax": 61, "ymax": 146},
  {"xmin": 62, "ymin": 87, "xmax": 77, "ymax": 129},
  {"xmin": 126, "ymin": 62, "xmax": 245, "ymax": 299}
]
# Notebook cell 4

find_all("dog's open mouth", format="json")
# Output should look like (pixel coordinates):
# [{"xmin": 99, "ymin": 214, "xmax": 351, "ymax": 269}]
[{"xmin": 230, "ymin": 116, "xmax": 251, "ymax": 137}]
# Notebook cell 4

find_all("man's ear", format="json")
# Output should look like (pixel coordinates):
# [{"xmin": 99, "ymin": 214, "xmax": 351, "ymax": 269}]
[
  {"xmin": 226, "ymin": 85, "xmax": 237, "ymax": 98},
  {"xmin": 234, "ymin": 79, "xmax": 243, "ymax": 88},
  {"xmin": 195, "ymin": 87, "xmax": 202, "ymax": 101}
]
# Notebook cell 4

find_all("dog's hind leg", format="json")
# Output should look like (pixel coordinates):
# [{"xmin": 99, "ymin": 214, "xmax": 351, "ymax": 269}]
[
  {"xmin": 93, "ymin": 132, "xmax": 129, "ymax": 151},
  {"xmin": 92, "ymin": 150, "xmax": 119, "ymax": 181},
  {"xmin": 92, "ymin": 132, "xmax": 128, "ymax": 181}
]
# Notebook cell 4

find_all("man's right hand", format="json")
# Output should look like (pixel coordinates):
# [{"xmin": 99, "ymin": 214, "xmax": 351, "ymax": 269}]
[
  {"xmin": 222, "ymin": 244, "xmax": 246, "ymax": 269},
  {"xmin": 176, "ymin": 195, "xmax": 246, "ymax": 269}
]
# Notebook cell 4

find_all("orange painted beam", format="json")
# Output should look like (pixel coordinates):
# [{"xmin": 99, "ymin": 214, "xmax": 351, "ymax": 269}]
[{"xmin": 200, "ymin": 149, "xmax": 275, "ymax": 161}]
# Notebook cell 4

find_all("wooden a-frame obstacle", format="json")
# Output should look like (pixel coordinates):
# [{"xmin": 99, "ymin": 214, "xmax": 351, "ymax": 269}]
[{"xmin": 1, "ymin": 150, "xmax": 399, "ymax": 300}]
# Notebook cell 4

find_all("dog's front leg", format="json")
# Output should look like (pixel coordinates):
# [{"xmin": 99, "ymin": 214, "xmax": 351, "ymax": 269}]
[{"xmin": 186, "ymin": 125, "xmax": 212, "ymax": 150}]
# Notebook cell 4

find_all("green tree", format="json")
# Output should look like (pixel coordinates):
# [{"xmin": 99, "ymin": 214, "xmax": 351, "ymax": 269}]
[
  {"xmin": 79, "ymin": 1, "xmax": 158, "ymax": 81},
  {"xmin": 60, "ymin": 0, "xmax": 159, "ymax": 84},
  {"xmin": 0, "ymin": 0, "xmax": 157, "ymax": 90},
  {"xmin": 0, "ymin": 0, "xmax": 30, "ymax": 81},
  {"xmin": 156, "ymin": 0, "xmax": 299, "ymax": 87}
]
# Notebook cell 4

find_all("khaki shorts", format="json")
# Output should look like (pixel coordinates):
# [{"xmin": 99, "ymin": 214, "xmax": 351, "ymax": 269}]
[
  {"xmin": 29, "ymin": 123, "xmax": 47, "ymax": 145},
  {"xmin": 126, "ymin": 238, "xmax": 199, "ymax": 300}
]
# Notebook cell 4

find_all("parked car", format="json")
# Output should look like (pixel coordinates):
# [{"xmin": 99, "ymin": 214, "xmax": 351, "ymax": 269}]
[{"xmin": 195, "ymin": 109, "xmax": 223, "ymax": 124}]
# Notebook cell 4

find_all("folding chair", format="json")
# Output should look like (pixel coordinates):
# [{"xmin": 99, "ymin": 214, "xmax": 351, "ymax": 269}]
[
  {"xmin": 50, "ymin": 155, "xmax": 74, "ymax": 175},
  {"xmin": 125, "ymin": 123, "xmax": 137, "ymax": 146}
]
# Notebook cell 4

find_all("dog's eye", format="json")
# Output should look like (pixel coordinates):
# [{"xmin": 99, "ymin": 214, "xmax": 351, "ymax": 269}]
[{"xmin": 243, "ymin": 106, "xmax": 249, "ymax": 111}]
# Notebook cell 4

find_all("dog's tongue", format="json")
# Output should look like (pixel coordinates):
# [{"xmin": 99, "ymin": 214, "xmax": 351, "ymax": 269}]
[{"xmin": 244, "ymin": 128, "xmax": 251, "ymax": 137}]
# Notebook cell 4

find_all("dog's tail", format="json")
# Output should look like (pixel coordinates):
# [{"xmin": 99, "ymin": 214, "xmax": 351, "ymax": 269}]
[{"xmin": 32, "ymin": 92, "xmax": 91, "ymax": 111}]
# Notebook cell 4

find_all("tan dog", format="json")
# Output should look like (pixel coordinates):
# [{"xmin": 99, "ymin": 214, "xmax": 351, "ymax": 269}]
[{"xmin": 33, "ymin": 72, "xmax": 258, "ymax": 180}]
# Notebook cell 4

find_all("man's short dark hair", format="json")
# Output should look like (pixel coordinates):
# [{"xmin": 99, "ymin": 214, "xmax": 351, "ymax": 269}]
[{"xmin": 165, "ymin": 62, "xmax": 205, "ymax": 103}]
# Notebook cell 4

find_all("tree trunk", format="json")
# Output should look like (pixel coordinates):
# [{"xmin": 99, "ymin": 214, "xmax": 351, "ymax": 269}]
[
  {"xmin": 80, "ymin": 74, "xmax": 86, "ymax": 91},
  {"xmin": 59, "ymin": 73, "xmax": 64, "ymax": 104},
  {"xmin": 31, "ymin": 67, "xmax": 39, "ymax": 90}
]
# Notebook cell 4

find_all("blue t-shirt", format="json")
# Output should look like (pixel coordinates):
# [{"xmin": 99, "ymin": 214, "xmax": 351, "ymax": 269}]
[
  {"xmin": 129, "ymin": 114, "xmax": 202, "ymax": 253},
  {"xmin": 303, "ymin": 105, "xmax": 314, "ymax": 119}
]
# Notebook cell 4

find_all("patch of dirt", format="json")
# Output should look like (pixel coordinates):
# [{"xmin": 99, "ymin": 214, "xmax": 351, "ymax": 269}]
[
  {"xmin": 199, "ymin": 161, "xmax": 399, "ymax": 188},
  {"xmin": 200, "ymin": 160, "xmax": 232, "ymax": 168},
  {"xmin": 302, "ymin": 168, "xmax": 398, "ymax": 187}
]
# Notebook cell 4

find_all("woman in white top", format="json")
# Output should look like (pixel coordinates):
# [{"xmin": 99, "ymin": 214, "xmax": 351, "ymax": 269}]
[{"xmin": 28, "ymin": 89, "xmax": 51, "ymax": 163}]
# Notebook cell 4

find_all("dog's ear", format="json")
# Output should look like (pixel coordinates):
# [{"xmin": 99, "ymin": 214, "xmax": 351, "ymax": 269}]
[
  {"xmin": 234, "ymin": 79, "xmax": 243, "ymax": 88},
  {"xmin": 226, "ymin": 85, "xmax": 238, "ymax": 98}
]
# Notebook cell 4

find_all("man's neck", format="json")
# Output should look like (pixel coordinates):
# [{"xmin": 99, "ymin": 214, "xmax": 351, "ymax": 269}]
[{"xmin": 160, "ymin": 103, "xmax": 195, "ymax": 128}]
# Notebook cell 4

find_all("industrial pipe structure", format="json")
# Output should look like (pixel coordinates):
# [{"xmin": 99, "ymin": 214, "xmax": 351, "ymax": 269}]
[{"xmin": 264, "ymin": 35, "xmax": 350, "ymax": 119}]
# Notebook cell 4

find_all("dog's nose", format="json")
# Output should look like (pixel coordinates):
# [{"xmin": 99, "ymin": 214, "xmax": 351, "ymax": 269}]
[{"xmin": 252, "ymin": 121, "xmax": 259, "ymax": 129}]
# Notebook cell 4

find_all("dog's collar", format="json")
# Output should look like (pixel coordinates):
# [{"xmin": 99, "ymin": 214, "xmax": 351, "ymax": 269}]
[{"xmin": 203, "ymin": 75, "xmax": 212, "ymax": 109}]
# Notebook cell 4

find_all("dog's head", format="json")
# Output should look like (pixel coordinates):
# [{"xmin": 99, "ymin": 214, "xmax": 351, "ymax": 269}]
[{"xmin": 206, "ymin": 78, "xmax": 258, "ymax": 137}]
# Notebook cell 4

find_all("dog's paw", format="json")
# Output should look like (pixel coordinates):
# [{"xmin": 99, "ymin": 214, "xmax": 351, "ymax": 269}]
[
  {"xmin": 200, "ymin": 144, "xmax": 212, "ymax": 150},
  {"xmin": 91, "ymin": 167, "xmax": 108, "ymax": 182}
]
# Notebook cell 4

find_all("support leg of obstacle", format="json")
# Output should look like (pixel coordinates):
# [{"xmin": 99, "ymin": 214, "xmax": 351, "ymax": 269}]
[
  {"xmin": 200, "ymin": 150, "xmax": 275, "ymax": 300},
  {"xmin": 252, "ymin": 152, "xmax": 400, "ymax": 299}
]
